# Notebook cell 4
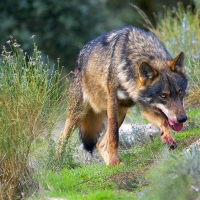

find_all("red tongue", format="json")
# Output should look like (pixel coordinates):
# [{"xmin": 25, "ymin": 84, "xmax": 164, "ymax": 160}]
[{"xmin": 168, "ymin": 119, "xmax": 183, "ymax": 132}]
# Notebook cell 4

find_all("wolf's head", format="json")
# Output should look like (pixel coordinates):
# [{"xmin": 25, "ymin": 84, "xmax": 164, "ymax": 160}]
[{"xmin": 137, "ymin": 52, "xmax": 188, "ymax": 132}]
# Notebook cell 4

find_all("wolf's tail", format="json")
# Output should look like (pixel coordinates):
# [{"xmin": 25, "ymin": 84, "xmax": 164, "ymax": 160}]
[{"xmin": 78, "ymin": 109, "xmax": 105, "ymax": 153}]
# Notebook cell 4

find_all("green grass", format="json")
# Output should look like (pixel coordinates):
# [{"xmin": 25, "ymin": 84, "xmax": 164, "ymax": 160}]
[
  {"xmin": 31, "ymin": 123, "xmax": 200, "ymax": 200},
  {"xmin": 67, "ymin": 190, "xmax": 136, "ymax": 200},
  {"xmin": 34, "ymin": 164, "xmax": 137, "ymax": 199},
  {"xmin": 43, "ymin": 165, "xmax": 122, "ymax": 195}
]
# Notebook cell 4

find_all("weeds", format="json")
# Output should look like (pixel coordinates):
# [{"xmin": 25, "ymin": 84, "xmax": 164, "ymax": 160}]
[
  {"xmin": 41, "ymin": 137, "xmax": 79, "ymax": 171},
  {"xmin": 37, "ymin": 164, "xmax": 135, "ymax": 199},
  {"xmin": 0, "ymin": 37, "xmax": 69, "ymax": 199}
]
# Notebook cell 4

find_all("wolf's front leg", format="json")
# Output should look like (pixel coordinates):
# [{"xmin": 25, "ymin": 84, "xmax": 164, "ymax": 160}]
[
  {"xmin": 96, "ymin": 105, "xmax": 128, "ymax": 165},
  {"xmin": 142, "ymin": 110, "xmax": 177, "ymax": 149},
  {"xmin": 96, "ymin": 91, "xmax": 121, "ymax": 165}
]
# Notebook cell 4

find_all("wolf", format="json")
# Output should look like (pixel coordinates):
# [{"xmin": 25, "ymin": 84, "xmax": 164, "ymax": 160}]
[{"xmin": 59, "ymin": 26, "xmax": 188, "ymax": 166}]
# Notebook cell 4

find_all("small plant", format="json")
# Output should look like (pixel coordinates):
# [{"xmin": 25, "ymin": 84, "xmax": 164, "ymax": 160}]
[
  {"xmin": 41, "ymin": 136, "xmax": 79, "ymax": 171},
  {"xmin": 0, "ymin": 37, "xmax": 69, "ymax": 199},
  {"xmin": 141, "ymin": 146, "xmax": 200, "ymax": 200}
]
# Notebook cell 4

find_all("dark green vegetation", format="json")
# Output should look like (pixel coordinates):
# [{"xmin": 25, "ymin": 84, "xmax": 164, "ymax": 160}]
[
  {"xmin": 1, "ymin": 1, "xmax": 200, "ymax": 200},
  {"xmin": 0, "ymin": 0, "xmax": 191, "ymax": 71}
]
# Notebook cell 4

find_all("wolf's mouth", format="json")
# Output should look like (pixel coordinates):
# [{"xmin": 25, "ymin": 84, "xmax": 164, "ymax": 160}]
[{"xmin": 159, "ymin": 109, "xmax": 183, "ymax": 132}]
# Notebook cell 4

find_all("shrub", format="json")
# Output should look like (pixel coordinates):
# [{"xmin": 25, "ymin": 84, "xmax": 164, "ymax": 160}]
[
  {"xmin": 141, "ymin": 146, "xmax": 200, "ymax": 200},
  {"xmin": 0, "ymin": 37, "xmax": 68, "ymax": 199}
]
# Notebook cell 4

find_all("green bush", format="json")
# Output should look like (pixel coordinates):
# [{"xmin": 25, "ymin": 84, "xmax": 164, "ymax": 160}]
[
  {"xmin": 0, "ymin": 37, "xmax": 68, "ymax": 199},
  {"xmin": 41, "ymin": 136, "xmax": 79, "ymax": 171}
]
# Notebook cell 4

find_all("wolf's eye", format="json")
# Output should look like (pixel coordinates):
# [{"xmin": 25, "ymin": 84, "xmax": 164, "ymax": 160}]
[
  {"xmin": 178, "ymin": 90, "xmax": 183, "ymax": 95},
  {"xmin": 159, "ymin": 93, "xmax": 167, "ymax": 99}
]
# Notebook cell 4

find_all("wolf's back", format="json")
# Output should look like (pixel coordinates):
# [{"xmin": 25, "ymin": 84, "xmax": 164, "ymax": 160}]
[{"xmin": 76, "ymin": 26, "xmax": 172, "ymax": 72}]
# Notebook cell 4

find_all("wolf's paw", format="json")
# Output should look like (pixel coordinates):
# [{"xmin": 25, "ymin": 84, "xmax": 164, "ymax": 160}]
[
  {"xmin": 161, "ymin": 135, "xmax": 177, "ymax": 150},
  {"xmin": 109, "ymin": 158, "xmax": 122, "ymax": 166},
  {"xmin": 169, "ymin": 141, "xmax": 177, "ymax": 150},
  {"xmin": 108, "ymin": 153, "xmax": 122, "ymax": 166}
]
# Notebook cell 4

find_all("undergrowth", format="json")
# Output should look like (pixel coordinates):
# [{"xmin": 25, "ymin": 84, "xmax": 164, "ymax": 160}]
[{"xmin": 40, "ymin": 136, "xmax": 80, "ymax": 171}]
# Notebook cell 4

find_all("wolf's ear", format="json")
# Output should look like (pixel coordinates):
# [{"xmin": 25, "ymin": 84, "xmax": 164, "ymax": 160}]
[
  {"xmin": 139, "ymin": 62, "xmax": 158, "ymax": 82},
  {"xmin": 168, "ymin": 52, "xmax": 185, "ymax": 73}
]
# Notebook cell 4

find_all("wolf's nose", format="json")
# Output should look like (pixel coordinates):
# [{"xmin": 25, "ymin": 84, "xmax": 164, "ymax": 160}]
[{"xmin": 177, "ymin": 115, "xmax": 187, "ymax": 123}]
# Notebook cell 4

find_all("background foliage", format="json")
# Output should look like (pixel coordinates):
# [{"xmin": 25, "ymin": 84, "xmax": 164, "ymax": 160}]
[{"xmin": 0, "ymin": 0, "xmax": 191, "ymax": 71}]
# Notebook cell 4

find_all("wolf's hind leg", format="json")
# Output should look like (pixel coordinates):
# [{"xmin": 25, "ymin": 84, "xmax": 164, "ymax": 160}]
[
  {"xmin": 57, "ymin": 117, "xmax": 80, "ymax": 154},
  {"xmin": 142, "ymin": 110, "xmax": 177, "ymax": 149},
  {"xmin": 60, "ymin": 117, "xmax": 78, "ymax": 140}
]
